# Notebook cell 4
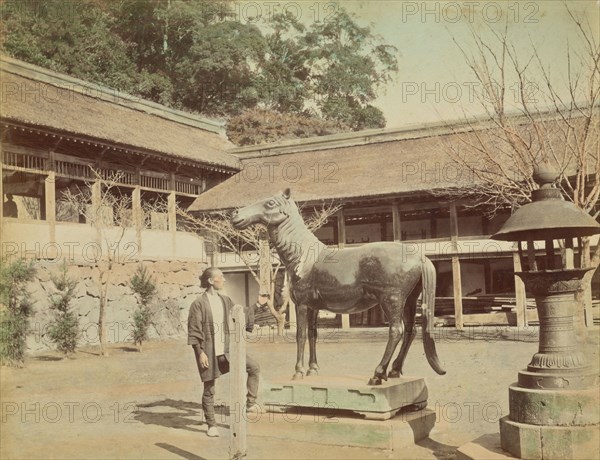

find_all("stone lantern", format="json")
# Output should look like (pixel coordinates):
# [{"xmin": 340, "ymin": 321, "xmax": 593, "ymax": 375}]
[{"xmin": 491, "ymin": 165, "xmax": 599, "ymax": 459}]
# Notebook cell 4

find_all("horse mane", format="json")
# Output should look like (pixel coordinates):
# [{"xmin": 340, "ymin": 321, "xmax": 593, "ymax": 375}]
[{"xmin": 269, "ymin": 194, "xmax": 325, "ymax": 279}]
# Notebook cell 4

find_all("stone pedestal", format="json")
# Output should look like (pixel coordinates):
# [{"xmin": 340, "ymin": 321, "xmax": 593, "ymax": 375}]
[
  {"xmin": 261, "ymin": 375, "xmax": 428, "ymax": 420},
  {"xmin": 499, "ymin": 269, "xmax": 600, "ymax": 459},
  {"xmin": 248, "ymin": 408, "xmax": 436, "ymax": 449}
]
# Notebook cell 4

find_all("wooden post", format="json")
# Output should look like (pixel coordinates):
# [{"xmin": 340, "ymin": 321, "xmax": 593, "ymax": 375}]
[
  {"xmin": 91, "ymin": 181, "xmax": 101, "ymax": 245},
  {"xmin": 513, "ymin": 249, "xmax": 527, "ymax": 327},
  {"xmin": 337, "ymin": 208, "xmax": 350, "ymax": 329},
  {"xmin": 392, "ymin": 203, "xmax": 401, "ymax": 242},
  {"xmin": 336, "ymin": 209, "xmax": 346, "ymax": 248},
  {"xmin": 45, "ymin": 171, "xmax": 56, "ymax": 244},
  {"xmin": 229, "ymin": 304, "xmax": 247, "ymax": 460},
  {"xmin": 168, "ymin": 191, "xmax": 176, "ymax": 257},
  {"xmin": 132, "ymin": 186, "xmax": 142, "ymax": 259},
  {"xmin": 451, "ymin": 256, "xmax": 463, "ymax": 330},
  {"xmin": 449, "ymin": 202, "xmax": 463, "ymax": 330}
]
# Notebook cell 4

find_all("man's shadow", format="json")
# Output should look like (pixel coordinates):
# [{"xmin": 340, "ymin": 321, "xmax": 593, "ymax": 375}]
[{"xmin": 133, "ymin": 399, "xmax": 229, "ymax": 433}]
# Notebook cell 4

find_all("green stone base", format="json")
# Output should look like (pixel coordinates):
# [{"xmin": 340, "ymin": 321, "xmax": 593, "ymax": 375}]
[
  {"xmin": 261, "ymin": 375, "xmax": 428, "ymax": 420},
  {"xmin": 500, "ymin": 416, "xmax": 600, "ymax": 460},
  {"xmin": 508, "ymin": 384, "xmax": 599, "ymax": 426},
  {"xmin": 247, "ymin": 407, "xmax": 436, "ymax": 449}
]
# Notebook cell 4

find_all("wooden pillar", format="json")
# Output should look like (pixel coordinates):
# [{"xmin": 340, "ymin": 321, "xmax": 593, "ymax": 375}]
[
  {"xmin": 451, "ymin": 256, "xmax": 463, "ymax": 330},
  {"xmin": 336, "ymin": 209, "xmax": 346, "ymax": 248},
  {"xmin": 45, "ymin": 171, "xmax": 56, "ymax": 244},
  {"xmin": 132, "ymin": 186, "xmax": 142, "ymax": 259},
  {"xmin": 337, "ymin": 208, "xmax": 350, "ymax": 329},
  {"xmin": 392, "ymin": 203, "xmax": 401, "ymax": 242},
  {"xmin": 168, "ymin": 191, "xmax": 176, "ymax": 258},
  {"xmin": 483, "ymin": 260, "xmax": 491, "ymax": 293},
  {"xmin": 449, "ymin": 202, "xmax": 463, "ymax": 330},
  {"xmin": 513, "ymin": 249, "xmax": 527, "ymax": 327},
  {"xmin": 91, "ymin": 181, "xmax": 101, "ymax": 244},
  {"xmin": 229, "ymin": 305, "xmax": 247, "ymax": 459}
]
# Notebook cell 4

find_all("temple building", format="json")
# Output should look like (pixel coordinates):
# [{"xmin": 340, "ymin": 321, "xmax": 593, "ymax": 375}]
[
  {"xmin": 1, "ymin": 56, "xmax": 240, "ymax": 262},
  {"xmin": 188, "ymin": 117, "xmax": 600, "ymax": 329},
  {"xmin": 1, "ymin": 56, "xmax": 598, "ymax": 340}
]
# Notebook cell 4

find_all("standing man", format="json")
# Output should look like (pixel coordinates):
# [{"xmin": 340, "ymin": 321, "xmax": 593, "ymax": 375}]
[
  {"xmin": 3, "ymin": 194, "xmax": 18, "ymax": 218},
  {"xmin": 188, "ymin": 267, "xmax": 260, "ymax": 437}
]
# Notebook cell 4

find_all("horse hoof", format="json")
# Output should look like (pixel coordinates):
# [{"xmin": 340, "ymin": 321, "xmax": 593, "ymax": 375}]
[
  {"xmin": 388, "ymin": 370, "xmax": 401, "ymax": 378},
  {"xmin": 306, "ymin": 369, "xmax": 318, "ymax": 376},
  {"xmin": 292, "ymin": 372, "xmax": 304, "ymax": 380},
  {"xmin": 407, "ymin": 401, "xmax": 427, "ymax": 411},
  {"xmin": 368, "ymin": 377, "xmax": 382, "ymax": 385}
]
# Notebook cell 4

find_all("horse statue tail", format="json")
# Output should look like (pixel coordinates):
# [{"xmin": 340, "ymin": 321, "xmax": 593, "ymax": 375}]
[{"xmin": 421, "ymin": 257, "xmax": 446, "ymax": 375}]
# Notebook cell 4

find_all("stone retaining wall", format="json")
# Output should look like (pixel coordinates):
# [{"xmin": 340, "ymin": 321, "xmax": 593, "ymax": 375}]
[{"xmin": 25, "ymin": 259, "xmax": 208, "ymax": 353}]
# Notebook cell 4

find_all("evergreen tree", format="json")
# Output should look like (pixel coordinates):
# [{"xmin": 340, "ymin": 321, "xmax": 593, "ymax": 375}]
[
  {"xmin": 47, "ymin": 263, "xmax": 79, "ymax": 356},
  {"xmin": 129, "ymin": 264, "xmax": 157, "ymax": 352},
  {"xmin": 0, "ymin": 259, "xmax": 36, "ymax": 366}
]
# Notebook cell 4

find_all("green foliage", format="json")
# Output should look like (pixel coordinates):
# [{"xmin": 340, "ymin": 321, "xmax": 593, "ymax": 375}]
[
  {"xmin": 129, "ymin": 264, "xmax": 157, "ymax": 348},
  {"xmin": 131, "ymin": 308, "xmax": 152, "ymax": 347},
  {"xmin": 1, "ymin": 1, "xmax": 398, "ymax": 141},
  {"xmin": 129, "ymin": 264, "xmax": 157, "ymax": 307},
  {"xmin": 227, "ymin": 108, "xmax": 349, "ymax": 146},
  {"xmin": 1, "ymin": 0, "xmax": 140, "ymax": 93},
  {"xmin": 47, "ymin": 263, "xmax": 79, "ymax": 356},
  {"xmin": 172, "ymin": 20, "xmax": 267, "ymax": 116},
  {"xmin": 0, "ymin": 259, "xmax": 36, "ymax": 366}
]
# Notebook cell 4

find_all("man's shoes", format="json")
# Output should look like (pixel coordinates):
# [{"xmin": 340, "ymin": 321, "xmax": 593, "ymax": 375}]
[
  {"xmin": 246, "ymin": 403, "xmax": 261, "ymax": 415},
  {"xmin": 207, "ymin": 426, "xmax": 220, "ymax": 437}
]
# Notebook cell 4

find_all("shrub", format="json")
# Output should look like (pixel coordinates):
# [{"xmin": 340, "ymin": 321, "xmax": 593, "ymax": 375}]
[
  {"xmin": 0, "ymin": 258, "xmax": 36, "ymax": 366},
  {"xmin": 47, "ymin": 263, "xmax": 79, "ymax": 356},
  {"xmin": 129, "ymin": 264, "xmax": 157, "ymax": 351}
]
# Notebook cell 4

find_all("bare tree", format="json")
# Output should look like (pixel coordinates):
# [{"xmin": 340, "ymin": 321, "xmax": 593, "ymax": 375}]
[
  {"xmin": 439, "ymin": 8, "xmax": 599, "ymax": 325},
  {"xmin": 177, "ymin": 202, "xmax": 340, "ymax": 335},
  {"xmin": 61, "ymin": 169, "xmax": 135, "ymax": 356}
]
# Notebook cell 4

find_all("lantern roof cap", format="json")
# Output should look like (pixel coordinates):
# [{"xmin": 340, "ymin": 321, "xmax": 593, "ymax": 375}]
[{"xmin": 492, "ymin": 165, "xmax": 600, "ymax": 242}]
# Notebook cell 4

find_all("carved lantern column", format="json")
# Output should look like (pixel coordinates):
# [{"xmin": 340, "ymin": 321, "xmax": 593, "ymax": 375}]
[{"xmin": 491, "ymin": 166, "xmax": 599, "ymax": 459}]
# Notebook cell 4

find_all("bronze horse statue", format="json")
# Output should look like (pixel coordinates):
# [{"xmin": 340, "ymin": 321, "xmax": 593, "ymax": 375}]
[{"xmin": 231, "ymin": 189, "xmax": 445, "ymax": 385}]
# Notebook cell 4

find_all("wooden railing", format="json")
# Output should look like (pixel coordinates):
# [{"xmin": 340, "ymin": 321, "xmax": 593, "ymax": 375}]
[{"xmin": 2, "ymin": 146, "xmax": 205, "ymax": 195}]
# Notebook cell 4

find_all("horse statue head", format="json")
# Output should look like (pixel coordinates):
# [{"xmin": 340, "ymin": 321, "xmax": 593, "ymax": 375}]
[{"xmin": 231, "ymin": 188, "xmax": 298, "ymax": 230}]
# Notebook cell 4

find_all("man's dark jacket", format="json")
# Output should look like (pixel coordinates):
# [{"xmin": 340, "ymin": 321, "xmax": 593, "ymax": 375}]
[{"xmin": 187, "ymin": 292, "xmax": 233, "ymax": 382}]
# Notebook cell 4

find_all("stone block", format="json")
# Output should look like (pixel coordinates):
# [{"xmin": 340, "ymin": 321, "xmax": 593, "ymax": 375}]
[
  {"xmin": 106, "ymin": 284, "xmax": 130, "ymax": 301},
  {"xmin": 162, "ymin": 270, "xmax": 198, "ymax": 285},
  {"xmin": 500, "ymin": 415, "xmax": 600, "ymax": 460},
  {"xmin": 262, "ymin": 375, "xmax": 428, "ymax": 420},
  {"xmin": 158, "ymin": 284, "xmax": 181, "ymax": 299},
  {"xmin": 75, "ymin": 296, "xmax": 98, "ymax": 318},
  {"xmin": 508, "ymin": 384, "xmax": 599, "ymax": 426},
  {"xmin": 500, "ymin": 416, "xmax": 542, "ymax": 459},
  {"xmin": 246, "ymin": 407, "xmax": 435, "ymax": 449},
  {"xmin": 539, "ymin": 424, "xmax": 600, "ymax": 460},
  {"xmin": 181, "ymin": 285, "xmax": 202, "ymax": 298}
]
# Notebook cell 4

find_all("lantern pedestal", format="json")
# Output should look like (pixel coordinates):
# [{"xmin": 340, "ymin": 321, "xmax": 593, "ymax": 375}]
[{"xmin": 499, "ymin": 268, "xmax": 599, "ymax": 459}]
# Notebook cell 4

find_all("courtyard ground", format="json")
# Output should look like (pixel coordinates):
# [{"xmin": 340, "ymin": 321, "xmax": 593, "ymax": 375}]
[{"xmin": 1, "ymin": 325, "xmax": 598, "ymax": 460}]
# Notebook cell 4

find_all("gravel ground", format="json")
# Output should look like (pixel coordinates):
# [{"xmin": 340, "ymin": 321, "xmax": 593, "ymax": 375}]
[{"xmin": 1, "ymin": 325, "xmax": 598, "ymax": 460}]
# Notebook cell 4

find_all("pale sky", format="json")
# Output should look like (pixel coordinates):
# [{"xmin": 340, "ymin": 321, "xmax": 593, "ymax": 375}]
[
  {"xmin": 240, "ymin": 0, "xmax": 600, "ymax": 129},
  {"xmin": 349, "ymin": 0, "xmax": 600, "ymax": 127}
]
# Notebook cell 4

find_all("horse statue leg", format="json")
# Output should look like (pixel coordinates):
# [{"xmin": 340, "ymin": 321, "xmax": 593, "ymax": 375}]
[
  {"xmin": 306, "ymin": 308, "xmax": 319, "ymax": 376},
  {"xmin": 368, "ymin": 293, "xmax": 406, "ymax": 385},
  {"xmin": 388, "ymin": 283, "xmax": 420, "ymax": 378},
  {"xmin": 293, "ymin": 303, "xmax": 308, "ymax": 379}
]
